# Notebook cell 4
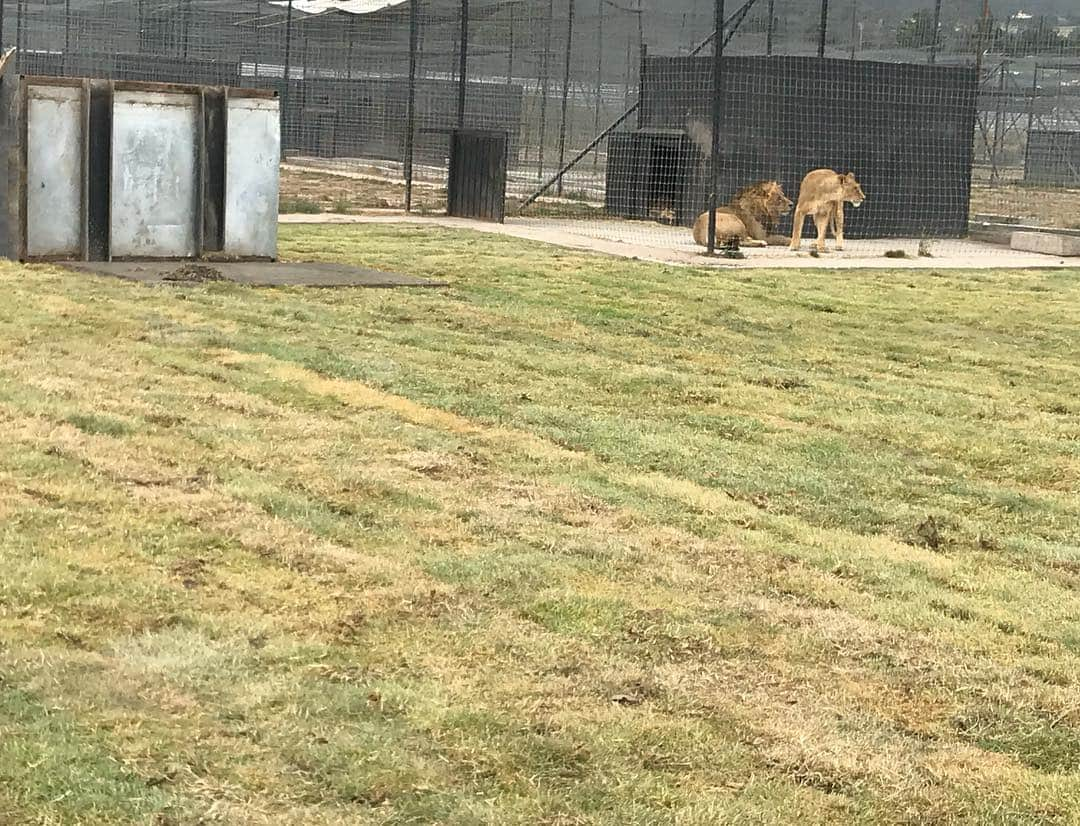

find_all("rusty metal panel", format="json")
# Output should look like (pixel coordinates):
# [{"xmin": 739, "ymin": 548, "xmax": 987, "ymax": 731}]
[
  {"xmin": 26, "ymin": 83, "xmax": 84, "ymax": 258},
  {"xmin": 224, "ymin": 95, "xmax": 280, "ymax": 258},
  {"xmin": 110, "ymin": 88, "xmax": 199, "ymax": 258}
]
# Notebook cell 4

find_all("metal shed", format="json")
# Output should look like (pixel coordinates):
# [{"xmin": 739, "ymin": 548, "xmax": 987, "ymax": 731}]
[
  {"xmin": 0, "ymin": 49, "xmax": 280, "ymax": 262},
  {"xmin": 1024, "ymin": 130, "xmax": 1080, "ymax": 187}
]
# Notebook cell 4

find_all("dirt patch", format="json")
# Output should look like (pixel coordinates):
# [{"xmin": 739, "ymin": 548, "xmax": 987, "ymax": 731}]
[
  {"xmin": 914, "ymin": 516, "xmax": 943, "ymax": 550},
  {"xmin": 279, "ymin": 166, "xmax": 446, "ymax": 213},
  {"xmin": 749, "ymin": 375, "xmax": 810, "ymax": 391},
  {"xmin": 162, "ymin": 264, "xmax": 225, "ymax": 284},
  {"xmin": 69, "ymin": 260, "xmax": 444, "ymax": 288},
  {"xmin": 169, "ymin": 557, "xmax": 208, "ymax": 589},
  {"xmin": 281, "ymin": 163, "xmax": 605, "ymax": 219},
  {"xmin": 970, "ymin": 184, "xmax": 1080, "ymax": 229}
]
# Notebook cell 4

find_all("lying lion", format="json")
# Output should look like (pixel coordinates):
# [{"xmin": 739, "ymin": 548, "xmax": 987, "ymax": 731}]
[
  {"xmin": 692, "ymin": 181, "xmax": 792, "ymax": 248},
  {"xmin": 789, "ymin": 169, "xmax": 866, "ymax": 252}
]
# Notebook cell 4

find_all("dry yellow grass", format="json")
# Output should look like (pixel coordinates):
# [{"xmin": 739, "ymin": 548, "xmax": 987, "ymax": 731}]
[
  {"xmin": 971, "ymin": 183, "xmax": 1080, "ymax": 228},
  {"xmin": 0, "ymin": 225, "xmax": 1078, "ymax": 824}
]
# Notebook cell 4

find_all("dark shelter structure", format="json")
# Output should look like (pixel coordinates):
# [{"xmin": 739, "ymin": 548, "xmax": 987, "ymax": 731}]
[
  {"xmin": 1024, "ymin": 130, "xmax": 1080, "ymax": 187},
  {"xmin": 607, "ymin": 56, "xmax": 980, "ymax": 239}
]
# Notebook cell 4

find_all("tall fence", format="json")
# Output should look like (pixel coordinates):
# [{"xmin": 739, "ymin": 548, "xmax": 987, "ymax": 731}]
[{"xmin": 3, "ymin": 0, "xmax": 1079, "ymax": 243}]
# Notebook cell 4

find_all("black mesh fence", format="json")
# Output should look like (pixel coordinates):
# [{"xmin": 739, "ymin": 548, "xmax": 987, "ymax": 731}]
[{"xmin": 4, "ymin": 0, "xmax": 1078, "ymax": 246}]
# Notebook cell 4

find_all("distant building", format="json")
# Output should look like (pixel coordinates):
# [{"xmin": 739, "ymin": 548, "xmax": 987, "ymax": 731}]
[{"xmin": 1003, "ymin": 11, "xmax": 1033, "ymax": 34}]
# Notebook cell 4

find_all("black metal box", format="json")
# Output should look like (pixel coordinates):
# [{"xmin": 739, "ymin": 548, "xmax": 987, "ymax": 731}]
[
  {"xmin": 448, "ymin": 128, "xmax": 508, "ymax": 223},
  {"xmin": 1024, "ymin": 130, "xmax": 1080, "ymax": 187},
  {"xmin": 605, "ymin": 130, "xmax": 704, "ymax": 226}
]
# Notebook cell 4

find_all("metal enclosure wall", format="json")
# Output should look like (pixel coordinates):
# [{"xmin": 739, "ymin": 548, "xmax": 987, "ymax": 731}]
[
  {"xmin": 26, "ymin": 83, "xmax": 84, "ymax": 258},
  {"xmin": 225, "ymin": 96, "xmax": 281, "ymax": 258},
  {"xmin": 110, "ymin": 89, "xmax": 200, "ymax": 258},
  {"xmin": 629, "ymin": 56, "xmax": 979, "ymax": 239}
]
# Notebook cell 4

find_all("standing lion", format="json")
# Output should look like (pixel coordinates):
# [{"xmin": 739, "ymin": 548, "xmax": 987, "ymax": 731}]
[
  {"xmin": 789, "ymin": 170, "xmax": 866, "ymax": 252},
  {"xmin": 691, "ymin": 181, "xmax": 793, "ymax": 248}
]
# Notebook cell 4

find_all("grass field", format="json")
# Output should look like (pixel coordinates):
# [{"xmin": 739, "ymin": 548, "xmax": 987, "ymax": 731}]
[{"xmin": 1, "ymin": 225, "xmax": 1079, "ymax": 825}]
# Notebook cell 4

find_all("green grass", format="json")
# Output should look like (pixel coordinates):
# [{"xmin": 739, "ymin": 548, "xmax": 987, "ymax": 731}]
[
  {"xmin": 1, "ymin": 226, "xmax": 1079, "ymax": 824},
  {"xmin": 279, "ymin": 196, "xmax": 322, "ymax": 214}
]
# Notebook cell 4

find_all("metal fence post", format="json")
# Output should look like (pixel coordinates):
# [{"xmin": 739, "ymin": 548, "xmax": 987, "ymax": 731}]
[
  {"xmin": 636, "ymin": 0, "xmax": 644, "ymax": 68},
  {"xmin": 817, "ymin": 0, "xmax": 828, "ymax": 58},
  {"xmin": 405, "ymin": 0, "xmax": 418, "ymax": 212},
  {"xmin": 346, "ymin": 20, "xmax": 355, "ymax": 77},
  {"xmin": 1025, "ymin": 65, "xmax": 1038, "ymax": 138},
  {"xmin": 457, "ymin": 0, "xmax": 468, "ymax": 128},
  {"xmin": 974, "ymin": 0, "xmax": 989, "ymax": 81},
  {"xmin": 990, "ymin": 59, "xmax": 1006, "ymax": 183},
  {"xmin": 556, "ymin": 0, "xmax": 575, "ymax": 196},
  {"xmin": 538, "ymin": 0, "xmax": 553, "ymax": 181},
  {"xmin": 592, "ymin": 0, "xmax": 603, "ymax": 169},
  {"xmin": 282, "ymin": 0, "xmax": 293, "ymax": 155},
  {"xmin": 929, "ymin": 0, "xmax": 942, "ymax": 63},
  {"xmin": 254, "ymin": 0, "xmax": 261, "ymax": 77},
  {"xmin": 766, "ymin": 0, "xmax": 774, "ymax": 56},
  {"xmin": 849, "ymin": 0, "xmax": 857, "ymax": 59},
  {"xmin": 182, "ymin": 0, "xmax": 192, "ymax": 59},
  {"xmin": 637, "ymin": 42, "xmax": 646, "ymax": 127},
  {"xmin": 506, "ymin": 1, "xmax": 514, "ymax": 86},
  {"xmin": 16, "ymin": 0, "xmax": 24, "ymax": 57},
  {"xmin": 707, "ymin": 0, "xmax": 725, "ymax": 255},
  {"xmin": 64, "ymin": 0, "xmax": 71, "ymax": 73}
]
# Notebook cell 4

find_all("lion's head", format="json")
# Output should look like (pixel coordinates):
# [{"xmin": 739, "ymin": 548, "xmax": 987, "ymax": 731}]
[
  {"xmin": 732, "ymin": 181, "xmax": 793, "ymax": 229},
  {"xmin": 839, "ymin": 172, "xmax": 865, "ymax": 208}
]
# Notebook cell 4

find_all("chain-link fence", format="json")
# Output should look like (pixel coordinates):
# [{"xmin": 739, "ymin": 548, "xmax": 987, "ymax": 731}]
[{"xmin": 5, "ymin": 0, "xmax": 1079, "ymax": 251}]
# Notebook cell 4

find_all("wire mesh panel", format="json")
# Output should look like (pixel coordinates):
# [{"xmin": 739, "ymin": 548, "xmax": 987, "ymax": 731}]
[
  {"xmin": 0, "ymin": 0, "xmax": 1077, "ymax": 251},
  {"xmin": 1025, "ymin": 129, "xmax": 1080, "ymax": 186},
  {"xmin": 511, "ymin": 0, "xmax": 1079, "ymax": 254},
  {"xmin": 635, "ymin": 55, "xmax": 977, "ymax": 238}
]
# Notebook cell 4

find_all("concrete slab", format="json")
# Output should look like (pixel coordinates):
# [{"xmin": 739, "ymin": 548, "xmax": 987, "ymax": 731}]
[
  {"xmin": 60, "ymin": 260, "xmax": 446, "ymax": 288},
  {"xmin": 280, "ymin": 213, "xmax": 1079, "ymax": 270},
  {"xmin": 1010, "ymin": 231, "xmax": 1080, "ymax": 257}
]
